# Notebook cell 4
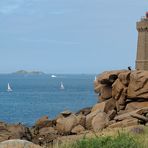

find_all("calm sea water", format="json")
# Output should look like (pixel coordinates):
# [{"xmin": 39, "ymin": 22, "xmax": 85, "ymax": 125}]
[{"xmin": 0, "ymin": 74, "xmax": 97, "ymax": 126}]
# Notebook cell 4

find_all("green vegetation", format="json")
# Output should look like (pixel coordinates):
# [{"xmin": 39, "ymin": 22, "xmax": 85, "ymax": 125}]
[
  {"xmin": 71, "ymin": 133, "xmax": 139, "ymax": 148},
  {"xmin": 56, "ymin": 126, "xmax": 148, "ymax": 148}
]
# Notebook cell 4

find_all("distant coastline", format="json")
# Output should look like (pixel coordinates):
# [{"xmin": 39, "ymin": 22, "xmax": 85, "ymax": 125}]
[{"xmin": 12, "ymin": 70, "xmax": 46, "ymax": 75}]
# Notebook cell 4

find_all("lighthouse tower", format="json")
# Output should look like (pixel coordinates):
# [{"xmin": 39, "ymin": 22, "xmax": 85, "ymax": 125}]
[{"xmin": 136, "ymin": 12, "xmax": 148, "ymax": 70}]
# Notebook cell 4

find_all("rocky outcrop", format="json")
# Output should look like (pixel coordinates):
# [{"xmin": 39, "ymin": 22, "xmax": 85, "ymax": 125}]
[
  {"xmin": 56, "ymin": 114, "xmax": 78, "ymax": 134},
  {"xmin": 86, "ymin": 110, "xmax": 101, "ymax": 129},
  {"xmin": 76, "ymin": 107, "xmax": 91, "ymax": 116},
  {"xmin": 0, "ymin": 122, "xmax": 31, "ymax": 142},
  {"xmin": 0, "ymin": 139, "xmax": 42, "ymax": 148},
  {"xmin": 31, "ymin": 116, "xmax": 57, "ymax": 146},
  {"xmin": 71, "ymin": 125, "xmax": 85, "ymax": 134},
  {"xmin": 108, "ymin": 118, "xmax": 139, "ymax": 128},
  {"xmin": 30, "ymin": 111, "xmax": 86, "ymax": 146},
  {"xmin": 92, "ymin": 112, "xmax": 109, "ymax": 132},
  {"xmin": 34, "ymin": 116, "xmax": 53, "ymax": 129},
  {"xmin": 94, "ymin": 70, "xmax": 125, "ymax": 93},
  {"xmin": 91, "ymin": 98, "xmax": 116, "ymax": 113},
  {"xmin": 127, "ymin": 71, "xmax": 148, "ymax": 99},
  {"xmin": 95, "ymin": 70, "xmax": 148, "ymax": 110},
  {"xmin": 94, "ymin": 70, "xmax": 148, "ymax": 130},
  {"xmin": 125, "ymin": 102, "xmax": 148, "ymax": 111}
]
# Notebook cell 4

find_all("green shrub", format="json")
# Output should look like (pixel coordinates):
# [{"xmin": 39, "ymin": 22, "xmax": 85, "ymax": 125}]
[{"xmin": 71, "ymin": 133, "xmax": 140, "ymax": 148}]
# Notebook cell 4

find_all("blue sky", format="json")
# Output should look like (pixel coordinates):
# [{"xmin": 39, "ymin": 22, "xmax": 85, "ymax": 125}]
[{"xmin": 0, "ymin": 0, "xmax": 147, "ymax": 74}]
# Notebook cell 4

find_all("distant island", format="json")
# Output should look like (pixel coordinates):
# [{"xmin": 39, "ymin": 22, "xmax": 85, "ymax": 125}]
[{"xmin": 13, "ymin": 70, "xmax": 46, "ymax": 75}]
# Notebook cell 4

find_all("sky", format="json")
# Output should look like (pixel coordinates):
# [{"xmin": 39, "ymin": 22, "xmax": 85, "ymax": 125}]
[{"xmin": 0, "ymin": 0, "xmax": 148, "ymax": 74}]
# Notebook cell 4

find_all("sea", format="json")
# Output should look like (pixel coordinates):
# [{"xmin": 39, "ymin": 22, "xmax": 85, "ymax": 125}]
[{"xmin": 0, "ymin": 74, "xmax": 97, "ymax": 126}]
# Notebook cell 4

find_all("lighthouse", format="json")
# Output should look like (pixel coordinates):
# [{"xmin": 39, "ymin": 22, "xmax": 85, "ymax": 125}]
[{"xmin": 136, "ymin": 12, "xmax": 148, "ymax": 70}]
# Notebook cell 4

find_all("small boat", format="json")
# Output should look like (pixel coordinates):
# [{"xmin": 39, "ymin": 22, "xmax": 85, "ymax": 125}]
[
  {"xmin": 60, "ymin": 81, "xmax": 64, "ymax": 90},
  {"xmin": 51, "ymin": 74, "xmax": 56, "ymax": 78},
  {"xmin": 7, "ymin": 83, "xmax": 12, "ymax": 92}
]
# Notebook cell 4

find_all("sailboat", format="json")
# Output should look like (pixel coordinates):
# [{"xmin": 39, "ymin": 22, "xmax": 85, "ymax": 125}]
[
  {"xmin": 60, "ymin": 81, "xmax": 64, "ymax": 90},
  {"xmin": 51, "ymin": 74, "xmax": 56, "ymax": 78},
  {"xmin": 7, "ymin": 83, "xmax": 12, "ymax": 92}
]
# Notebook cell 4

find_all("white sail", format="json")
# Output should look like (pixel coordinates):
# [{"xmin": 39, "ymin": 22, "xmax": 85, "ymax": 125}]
[
  {"xmin": 60, "ymin": 82, "xmax": 64, "ymax": 90},
  {"xmin": 7, "ymin": 83, "xmax": 12, "ymax": 92}
]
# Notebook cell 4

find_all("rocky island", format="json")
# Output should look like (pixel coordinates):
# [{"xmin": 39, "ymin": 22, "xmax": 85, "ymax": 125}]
[{"xmin": 13, "ymin": 70, "xmax": 46, "ymax": 75}]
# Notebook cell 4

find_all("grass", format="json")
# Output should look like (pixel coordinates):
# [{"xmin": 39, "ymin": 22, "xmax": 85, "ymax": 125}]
[
  {"xmin": 71, "ymin": 132, "xmax": 139, "ymax": 148},
  {"xmin": 49, "ymin": 126, "xmax": 148, "ymax": 148}
]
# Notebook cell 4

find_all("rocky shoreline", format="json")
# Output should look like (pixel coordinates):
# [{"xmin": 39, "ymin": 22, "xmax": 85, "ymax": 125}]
[{"xmin": 0, "ymin": 69, "xmax": 148, "ymax": 147}]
